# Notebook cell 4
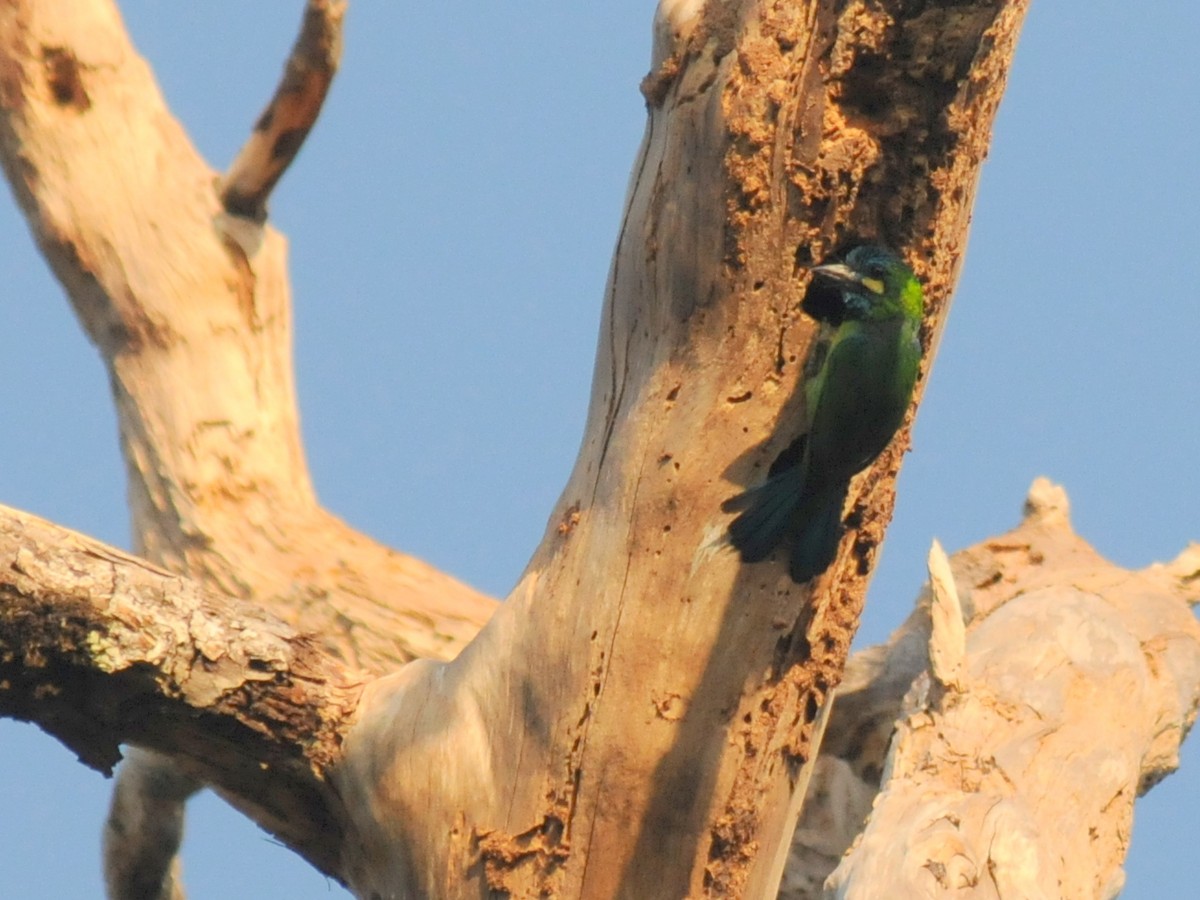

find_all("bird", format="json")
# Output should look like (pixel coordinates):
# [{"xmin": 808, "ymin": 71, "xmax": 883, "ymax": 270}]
[{"xmin": 723, "ymin": 244, "xmax": 925, "ymax": 582}]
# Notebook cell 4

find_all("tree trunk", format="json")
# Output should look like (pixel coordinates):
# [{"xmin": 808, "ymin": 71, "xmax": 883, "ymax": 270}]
[{"xmin": 3, "ymin": 2, "xmax": 1195, "ymax": 900}]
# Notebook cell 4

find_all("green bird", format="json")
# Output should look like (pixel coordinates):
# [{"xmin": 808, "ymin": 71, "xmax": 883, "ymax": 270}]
[{"xmin": 724, "ymin": 245, "xmax": 925, "ymax": 582}]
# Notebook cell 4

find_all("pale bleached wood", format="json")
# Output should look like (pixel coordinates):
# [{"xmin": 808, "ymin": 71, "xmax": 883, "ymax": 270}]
[
  {"xmin": 781, "ymin": 480, "xmax": 1200, "ymax": 899},
  {"xmin": 828, "ymin": 481, "xmax": 1200, "ymax": 898},
  {"xmin": 0, "ymin": 0, "xmax": 1042, "ymax": 898},
  {"xmin": 103, "ymin": 749, "xmax": 194, "ymax": 900},
  {"xmin": 0, "ymin": 3, "xmax": 492, "ymax": 897},
  {"xmin": 0, "ymin": 0, "xmax": 495, "ymax": 672}
]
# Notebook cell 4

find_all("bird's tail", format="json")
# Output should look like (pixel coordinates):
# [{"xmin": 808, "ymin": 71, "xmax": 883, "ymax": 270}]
[
  {"xmin": 789, "ymin": 482, "xmax": 847, "ymax": 582},
  {"xmin": 723, "ymin": 466, "xmax": 805, "ymax": 563}
]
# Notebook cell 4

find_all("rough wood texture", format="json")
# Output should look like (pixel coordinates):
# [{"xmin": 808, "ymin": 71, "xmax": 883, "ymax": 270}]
[
  {"xmin": 335, "ymin": 1, "xmax": 1031, "ymax": 897},
  {"xmin": 0, "ymin": 0, "xmax": 495, "ymax": 673},
  {"xmin": 24, "ymin": 1, "xmax": 1200, "ymax": 899},
  {"xmin": 0, "ymin": 504, "xmax": 359, "ymax": 878},
  {"xmin": 219, "ymin": 0, "xmax": 347, "ymax": 222},
  {"xmin": 0, "ymin": 2, "xmax": 492, "ymax": 896},
  {"xmin": 783, "ymin": 480, "xmax": 1200, "ymax": 898}
]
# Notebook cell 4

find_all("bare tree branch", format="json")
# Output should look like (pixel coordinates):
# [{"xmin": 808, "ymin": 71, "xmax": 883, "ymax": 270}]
[
  {"xmin": 0, "ymin": 0, "xmax": 494, "ymax": 671},
  {"xmin": 103, "ymin": 748, "xmax": 197, "ymax": 900},
  {"xmin": 218, "ymin": 0, "xmax": 347, "ymax": 222},
  {"xmin": 14, "ymin": 1, "xmax": 1162, "ymax": 898},
  {"xmin": 0, "ymin": 4, "xmax": 490, "ymax": 894},
  {"xmin": 0, "ymin": 503, "xmax": 359, "ymax": 879},
  {"xmin": 829, "ymin": 484, "xmax": 1200, "ymax": 897}
]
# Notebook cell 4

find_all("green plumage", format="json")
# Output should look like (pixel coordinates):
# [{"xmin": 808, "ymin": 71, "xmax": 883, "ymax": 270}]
[{"xmin": 724, "ymin": 245, "xmax": 925, "ymax": 582}]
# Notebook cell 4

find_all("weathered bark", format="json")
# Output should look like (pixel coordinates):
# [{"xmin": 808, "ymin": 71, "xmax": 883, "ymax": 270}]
[
  {"xmin": 0, "ymin": 504, "xmax": 359, "ymax": 878},
  {"xmin": 783, "ymin": 481, "xmax": 1200, "ymax": 899},
  {"xmin": 25, "ymin": 1, "xmax": 1200, "ymax": 899},
  {"xmin": 0, "ymin": 1, "xmax": 493, "ymax": 895},
  {"xmin": 335, "ymin": 1, "xmax": 1030, "ymax": 896}
]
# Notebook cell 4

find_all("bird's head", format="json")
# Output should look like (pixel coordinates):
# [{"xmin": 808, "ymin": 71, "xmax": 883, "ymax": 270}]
[{"xmin": 811, "ymin": 245, "xmax": 923, "ymax": 322}]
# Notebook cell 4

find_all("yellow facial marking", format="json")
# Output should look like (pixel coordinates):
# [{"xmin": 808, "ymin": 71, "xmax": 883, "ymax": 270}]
[{"xmin": 860, "ymin": 276, "xmax": 885, "ymax": 295}]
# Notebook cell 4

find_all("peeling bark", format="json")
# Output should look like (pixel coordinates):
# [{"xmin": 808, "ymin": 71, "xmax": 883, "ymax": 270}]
[{"xmin": 0, "ymin": 504, "xmax": 359, "ymax": 878}]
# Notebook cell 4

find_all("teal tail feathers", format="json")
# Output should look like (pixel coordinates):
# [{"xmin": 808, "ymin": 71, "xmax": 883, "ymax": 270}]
[
  {"xmin": 723, "ymin": 467, "xmax": 805, "ymax": 563},
  {"xmin": 788, "ymin": 484, "xmax": 846, "ymax": 582},
  {"xmin": 724, "ymin": 473, "xmax": 847, "ymax": 581}
]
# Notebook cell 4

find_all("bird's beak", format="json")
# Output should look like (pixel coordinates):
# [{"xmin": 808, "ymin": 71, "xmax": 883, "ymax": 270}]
[
  {"xmin": 812, "ymin": 261, "xmax": 884, "ymax": 295},
  {"xmin": 811, "ymin": 262, "xmax": 860, "ymax": 286}
]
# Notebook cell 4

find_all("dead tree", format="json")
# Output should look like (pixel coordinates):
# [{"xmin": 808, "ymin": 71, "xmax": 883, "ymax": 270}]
[{"xmin": 1, "ymin": 1, "xmax": 1196, "ymax": 898}]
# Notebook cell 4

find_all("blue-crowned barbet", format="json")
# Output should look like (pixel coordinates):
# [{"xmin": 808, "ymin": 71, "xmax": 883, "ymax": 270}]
[{"xmin": 724, "ymin": 245, "xmax": 925, "ymax": 582}]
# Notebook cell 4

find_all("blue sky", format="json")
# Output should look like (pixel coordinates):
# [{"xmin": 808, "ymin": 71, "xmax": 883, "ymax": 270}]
[{"xmin": 1, "ymin": 2, "xmax": 1196, "ymax": 896}]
